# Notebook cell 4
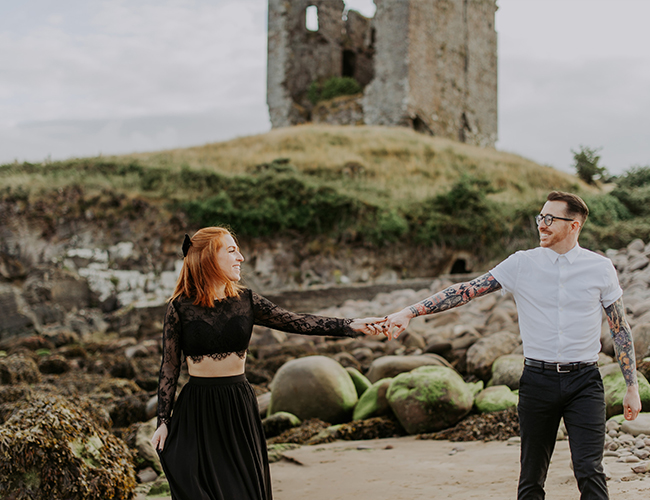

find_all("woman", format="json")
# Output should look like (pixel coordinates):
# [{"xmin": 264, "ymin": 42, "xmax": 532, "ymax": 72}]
[{"xmin": 151, "ymin": 227, "xmax": 381, "ymax": 500}]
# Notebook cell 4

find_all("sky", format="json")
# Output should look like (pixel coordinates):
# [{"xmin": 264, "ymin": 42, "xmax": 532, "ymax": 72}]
[{"xmin": 1, "ymin": 0, "xmax": 649, "ymax": 175}]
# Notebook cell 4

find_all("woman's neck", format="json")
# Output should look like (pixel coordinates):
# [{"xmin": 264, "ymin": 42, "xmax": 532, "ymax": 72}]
[{"xmin": 214, "ymin": 282, "xmax": 227, "ymax": 300}]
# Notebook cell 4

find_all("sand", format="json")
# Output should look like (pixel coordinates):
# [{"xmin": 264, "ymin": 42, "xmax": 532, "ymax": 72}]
[
  {"xmin": 269, "ymin": 437, "xmax": 650, "ymax": 500},
  {"xmin": 145, "ymin": 436, "xmax": 650, "ymax": 499}
]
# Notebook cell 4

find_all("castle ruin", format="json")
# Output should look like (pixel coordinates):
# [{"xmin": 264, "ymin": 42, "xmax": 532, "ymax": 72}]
[{"xmin": 267, "ymin": 0, "xmax": 498, "ymax": 147}]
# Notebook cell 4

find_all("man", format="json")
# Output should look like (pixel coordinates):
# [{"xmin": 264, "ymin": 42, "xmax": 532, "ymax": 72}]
[{"xmin": 382, "ymin": 191, "xmax": 641, "ymax": 500}]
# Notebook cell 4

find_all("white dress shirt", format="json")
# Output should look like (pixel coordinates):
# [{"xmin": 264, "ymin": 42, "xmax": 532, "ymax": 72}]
[{"xmin": 489, "ymin": 244, "xmax": 622, "ymax": 363}]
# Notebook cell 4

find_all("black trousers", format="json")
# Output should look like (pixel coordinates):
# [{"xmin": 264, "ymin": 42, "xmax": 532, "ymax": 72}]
[{"xmin": 517, "ymin": 364, "xmax": 607, "ymax": 500}]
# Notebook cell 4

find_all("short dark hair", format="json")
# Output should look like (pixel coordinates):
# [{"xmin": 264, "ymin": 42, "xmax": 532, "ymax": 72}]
[{"xmin": 547, "ymin": 191, "xmax": 589, "ymax": 223}]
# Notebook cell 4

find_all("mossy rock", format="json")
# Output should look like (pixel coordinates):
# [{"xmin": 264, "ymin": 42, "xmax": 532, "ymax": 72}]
[
  {"xmin": 353, "ymin": 377, "xmax": 393, "ymax": 421},
  {"xmin": 474, "ymin": 385, "xmax": 518, "ymax": 413},
  {"xmin": 386, "ymin": 365, "xmax": 473, "ymax": 434},
  {"xmin": 0, "ymin": 395, "xmax": 136, "ymax": 500},
  {"xmin": 345, "ymin": 367, "xmax": 371, "ymax": 397},
  {"xmin": 600, "ymin": 363, "xmax": 650, "ymax": 418},
  {"xmin": 0, "ymin": 354, "xmax": 41, "ymax": 385},
  {"xmin": 262, "ymin": 411, "xmax": 301, "ymax": 438}
]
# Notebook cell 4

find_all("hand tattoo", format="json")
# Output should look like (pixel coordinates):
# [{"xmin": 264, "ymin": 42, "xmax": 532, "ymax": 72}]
[
  {"xmin": 409, "ymin": 272, "xmax": 502, "ymax": 317},
  {"xmin": 605, "ymin": 298, "xmax": 638, "ymax": 387}
]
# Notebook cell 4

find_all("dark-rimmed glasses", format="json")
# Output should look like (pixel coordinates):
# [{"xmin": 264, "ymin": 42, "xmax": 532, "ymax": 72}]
[{"xmin": 535, "ymin": 214, "xmax": 574, "ymax": 226}]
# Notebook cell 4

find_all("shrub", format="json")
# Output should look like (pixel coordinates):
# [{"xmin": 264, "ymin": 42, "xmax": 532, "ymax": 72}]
[
  {"xmin": 572, "ymin": 146, "xmax": 608, "ymax": 185},
  {"xmin": 308, "ymin": 77, "xmax": 362, "ymax": 105}
]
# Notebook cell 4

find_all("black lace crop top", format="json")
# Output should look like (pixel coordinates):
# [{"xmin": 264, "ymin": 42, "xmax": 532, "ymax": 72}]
[{"xmin": 156, "ymin": 288, "xmax": 356, "ymax": 427}]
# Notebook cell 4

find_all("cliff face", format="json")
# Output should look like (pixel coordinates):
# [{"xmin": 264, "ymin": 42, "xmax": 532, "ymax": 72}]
[{"xmin": 0, "ymin": 190, "xmax": 477, "ymax": 342}]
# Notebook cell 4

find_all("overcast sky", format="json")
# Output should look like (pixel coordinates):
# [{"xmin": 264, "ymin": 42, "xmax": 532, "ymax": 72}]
[{"xmin": 1, "ymin": 0, "xmax": 648, "ymax": 175}]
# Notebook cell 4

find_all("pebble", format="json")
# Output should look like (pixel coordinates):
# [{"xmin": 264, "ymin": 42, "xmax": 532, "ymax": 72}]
[{"xmin": 605, "ymin": 421, "xmax": 650, "ymax": 474}]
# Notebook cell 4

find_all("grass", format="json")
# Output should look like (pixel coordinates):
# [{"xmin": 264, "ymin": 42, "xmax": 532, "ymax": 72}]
[{"xmin": 4, "ymin": 124, "xmax": 633, "ymax": 260}]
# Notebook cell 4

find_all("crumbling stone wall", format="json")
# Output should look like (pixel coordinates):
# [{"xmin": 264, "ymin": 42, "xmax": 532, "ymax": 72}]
[{"xmin": 267, "ymin": 0, "xmax": 497, "ymax": 147}]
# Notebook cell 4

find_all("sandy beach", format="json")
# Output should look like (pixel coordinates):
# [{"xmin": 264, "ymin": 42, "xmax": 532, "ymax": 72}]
[{"xmin": 269, "ymin": 437, "xmax": 650, "ymax": 500}]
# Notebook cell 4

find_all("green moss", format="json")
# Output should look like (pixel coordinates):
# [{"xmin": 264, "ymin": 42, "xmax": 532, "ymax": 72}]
[
  {"xmin": 346, "ymin": 368, "xmax": 371, "ymax": 397},
  {"xmin": 474, "ymin": 386, "xmax": 518, "ymax": 413}
]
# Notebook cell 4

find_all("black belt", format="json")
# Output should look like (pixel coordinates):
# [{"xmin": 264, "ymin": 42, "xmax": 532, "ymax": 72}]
[{"xmin": 524, "ymin": 358, "xmax": 598, "ymax": 373}]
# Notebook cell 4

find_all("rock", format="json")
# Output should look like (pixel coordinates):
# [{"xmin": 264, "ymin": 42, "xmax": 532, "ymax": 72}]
[
  {"xmin": 365, "ymin": 354, "xmax": 453, "ymax": 383},
  {"xmin": 467, "ymin": 380, "xmax": 484, "ymax": 398},
  {"xmin": 37, "ymin": 354, "xmax": 71, "ymax": 374},
  {"xmin": 333, "ymin": 351, "xmax": 361, "ymax": 371},
  {"xmin": 0, "ymin": 395, "xmax": 136, "ymax": 499},
  {"xmin": 600, "ymin": 319, "xmax": 615, "ymax": 357},
  {"xmin": 135, "ymin": 418, "xmax": 163, "ymax": 473},
  {"xmin": 257, "ymin": 392, "xmax": 272, "ymax": 418},
  {"xmin": 620, "ymin": 413, "xmax": 650, "ymax": 437},
  {"xmin": 632, "ymin": 323, "xmax": 650, "ymax": 363},
  {"xmin": 466, "ymin": 331, "xmax": 520, "ymax": 381},
  {"xmin": 345, "ymin": 367, "xmax": 371, "ymax": 396},
  {"xmin": 600, "ymin": 363, "xmax": 650, "ymax": 418},
  {"xmin": 353, "ymin": 378, "xmax": 393, "ymax": 421},
  {"xmin": 489, "ymin": 354, "xmax": 525, "ymax": 390},
  {"xmin": 0, "ymin": 252, "xmax": 27, "ymax": 280},
  {"xmin": 137, "ymin": 467, "xmax": 159, "ymax": 484},
  {"xmin": 262, "ymin": 411, "xmax": 302, "ymax": 438},
  {"xmin": 474, "ymin": 385, "xmax": 518, "ymax": 413},
  {"xmin": 638, "ymin": 357, "xmax": 650, "ymax": 380},
  {"xmin": 401, "ymin": 331, "xmax": 426, "ymax": 350},
  {"xmin": 0, "ymin": 354, "xmax": 41, "ymax": 385},
  {"xmin": 387, "ymin": 365, "xmax": 473, "ymax": 434},
  {"xmin": 0, "ymin": 284, "xmax": 34, "ymax": 339},
  {"xmin": 628, "ymin": 255, "xmax": 649, "ymax": 272},
  {"xmin": 268, "ymin": 356, "xmax": 358, "ymax": 424},
  {"xmin": 50, "ymin": 272, "xmax": 91, "ymax": 311},
  {"xmin": 628, "ymin": 239, "xmax": 646, "ymax": 253}
]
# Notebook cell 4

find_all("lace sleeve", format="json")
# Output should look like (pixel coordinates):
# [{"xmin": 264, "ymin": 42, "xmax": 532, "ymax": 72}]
[
  {"xmin": 251, "ymin": 291, "xmax": 357, "ymax": 337},
  {"xmin": 156, "ymin": 300, "xmax": 182, "ymax": 428}
]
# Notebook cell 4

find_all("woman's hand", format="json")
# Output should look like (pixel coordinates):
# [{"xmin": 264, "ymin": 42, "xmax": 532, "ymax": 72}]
[
  {"xmin": 349, "ymin": 317, "xmax": 388, "ymax": 336},
  {"xmin": 382, "ymin": 308, "xmax": 413, "ymax": 340},
  {"xmin": 151, "ymin": 422, "xmax": 168, "ymax": 452}
]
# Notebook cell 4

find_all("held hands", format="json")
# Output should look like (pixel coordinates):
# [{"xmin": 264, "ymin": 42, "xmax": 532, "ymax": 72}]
[
  {"xmin": 623, "ymin": 385, "xmax": 642, "ymax": 421},
  {"xmin": 151, "ymin": 423, "xmax": 168, "ymax": 452},
  {"xmin": 350, "ymin": 309, "xmax": 413, "ymax": 340},
  {"xmin": 350, "ymin": 317, "xmax": 390, "ymax": 336}
]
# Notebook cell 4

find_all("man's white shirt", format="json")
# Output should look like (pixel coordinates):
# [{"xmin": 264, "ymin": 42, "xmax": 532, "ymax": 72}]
[{"xmin": 489, "ymin": 244, "xmax": 622, "ymax": 363}]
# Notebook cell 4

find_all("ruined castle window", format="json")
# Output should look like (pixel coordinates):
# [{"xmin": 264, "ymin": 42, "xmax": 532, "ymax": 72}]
[
  {"xmin": 342, "ymin": 50, "xmax": 356, "ymax": 78},
  {"xmin": 306, "ymin": 5, "xmax": 319, "ymax": 32}
]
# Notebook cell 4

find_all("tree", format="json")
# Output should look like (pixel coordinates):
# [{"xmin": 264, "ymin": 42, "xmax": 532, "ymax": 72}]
[{"xmin": 572, "ymin": 145, "xmax": 608, "ymax": 185}]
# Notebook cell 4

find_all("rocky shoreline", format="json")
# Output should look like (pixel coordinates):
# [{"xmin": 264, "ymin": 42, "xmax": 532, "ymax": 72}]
[{"xmin": 1, "ymin": 239, "xmax": 650, "ymax": 498}]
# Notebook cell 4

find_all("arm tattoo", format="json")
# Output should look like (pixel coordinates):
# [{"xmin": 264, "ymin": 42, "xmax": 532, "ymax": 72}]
[
  {"xmin": 605, "ymin": 298, "xmax": 638, "ymax": 387},
  {"xmin": 409, "ymin": 272, "xmax": 502, "ymax": 317}
]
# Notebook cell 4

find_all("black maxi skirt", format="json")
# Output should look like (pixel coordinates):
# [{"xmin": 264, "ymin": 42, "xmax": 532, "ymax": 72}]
[{"xmin": 159, "ymin": 374, "xmax": 272, "ymax": 500}]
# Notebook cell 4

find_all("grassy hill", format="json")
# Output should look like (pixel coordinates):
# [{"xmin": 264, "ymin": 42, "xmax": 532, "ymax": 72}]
[{"xmin": 1, "ymin": 124, "xmax": 647, "ymax": 259}]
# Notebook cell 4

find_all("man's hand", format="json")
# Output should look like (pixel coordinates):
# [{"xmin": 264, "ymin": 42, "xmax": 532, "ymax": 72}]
[
  {"xmin": 623, "ymin": 384, "xmax": 642, "ymax": 421},
  {"xmin": 349, "ymin": 317, "xmax": 388, "ymax": 336},
  {"xmin": 151, "ymin": 422, "xmax": 168, "ymax": 452},
  {"xmin": 382, "ymin": 308, "xmax": 413, "ymax": 340}
]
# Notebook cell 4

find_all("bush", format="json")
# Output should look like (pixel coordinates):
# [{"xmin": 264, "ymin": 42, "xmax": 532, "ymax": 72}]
[
  {"xmin": 572, "ymin": 146, "xmax": 607, "ymax": 185},
  {"xmin": 610, "ymin": 166, "xmax": 650, "ymax": 216},
  {"xmin": 308, "ymin": 77, "xmax": 362, "ymax": 105},
  {"xmin": 581, "ymin": 194, "xmax": 632, "ymax": 227}
]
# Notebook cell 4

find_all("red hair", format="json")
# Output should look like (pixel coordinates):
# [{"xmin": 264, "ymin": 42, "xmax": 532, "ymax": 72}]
[{"xmin": 170, "ymin": 227, "xmax": 244, "ymax": 307}]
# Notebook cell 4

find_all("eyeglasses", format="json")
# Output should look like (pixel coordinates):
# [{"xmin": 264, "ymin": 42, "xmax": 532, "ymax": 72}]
[{"xmin": 535, "ymin": 214, "xmax": 574, "ymax": 226}]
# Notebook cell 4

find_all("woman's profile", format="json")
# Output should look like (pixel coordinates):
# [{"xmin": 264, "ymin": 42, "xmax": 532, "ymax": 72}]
[{"xmin": 151, "ymin": 227, "xmax": 381, "ymax": 500}]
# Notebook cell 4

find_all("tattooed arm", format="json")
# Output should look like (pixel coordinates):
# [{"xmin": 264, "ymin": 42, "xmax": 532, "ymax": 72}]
[
  {"xmin": 605, "ymin": 297, "xmax": 641, "ymax": 421},
  {"xmin": 382, "ymin": 272, "xmax": 502, "ymax": 339}
]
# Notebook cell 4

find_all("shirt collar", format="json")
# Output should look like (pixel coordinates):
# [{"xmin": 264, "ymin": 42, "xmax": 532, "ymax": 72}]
[{"xmin": 543, "ymin": 243, "xmax": 581, "ymax": 264}]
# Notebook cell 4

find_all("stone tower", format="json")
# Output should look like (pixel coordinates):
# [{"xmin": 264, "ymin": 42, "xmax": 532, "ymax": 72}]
[{"xmin": 267, "ymin": 0, "xmax": 498, "ymax": 147}]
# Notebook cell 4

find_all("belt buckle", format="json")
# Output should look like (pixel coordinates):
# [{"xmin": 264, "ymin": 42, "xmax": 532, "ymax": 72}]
[{"xmin": 556, "ymin": 363, "xmax": 571, "ymax": 373}]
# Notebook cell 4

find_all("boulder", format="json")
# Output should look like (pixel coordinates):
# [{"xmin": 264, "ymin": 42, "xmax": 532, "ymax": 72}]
[
  {"xmin": 386, "ymin": 365, "xmax": 473, "ymax": 434},
  {"xmin": 474, "ymin": 385, "xmax": 518, "ymax": 413},
  {"xmin": 0, "ymin": 284, "xmax": 34, "ymax": 340},
  {"xmin": 345, "ymin": 367, "xmax": 371, "ymax": 397},
  {"xmin": 353, "ymin": 378, "xmax": 393, "ymax": 421},
  {"xmin": 620, "ymin": 413, "xmax": 650, "ymax": 437},
  {"xmin": 366, "ymin": 354, "xmax": 453, "ymax": 383},
  {"xmin": 638, "ymin": 357, "xmax": 650, "ymax": 380},
  {"xmin": 466, "ymin": 331, "xmax": 520, "ymax": 380},
  {"xmin": 262, "ymin": 411, "xmax": 302, "ymax": 438},
  {"xmin": 600, "ymin": 319, "xmax": 614, "ymax": 357},
  {"xmin": 600, "ymin": 363, "xmax": 650, "ymax": 418},
  {"xmin": 632, "ymin": 323, "xmax": 650, "ymax": 363},
  {"xmin": 0, "ymin": 395, "xmax": 136, "ymax": 500},
  {"xmin": 268, "ymin": 356, "xmax": 358, "ymax": 424},
  {"xmin": 0, "ymin": 354, "xmax": 41, "ymax": 385},
  {"xmin": 135, "ymin": 418, "xmax": 163, "ymax": 474},
  {"xmin": 489, "ymin": 354, "xmax": 525, "ymax": 390}
]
